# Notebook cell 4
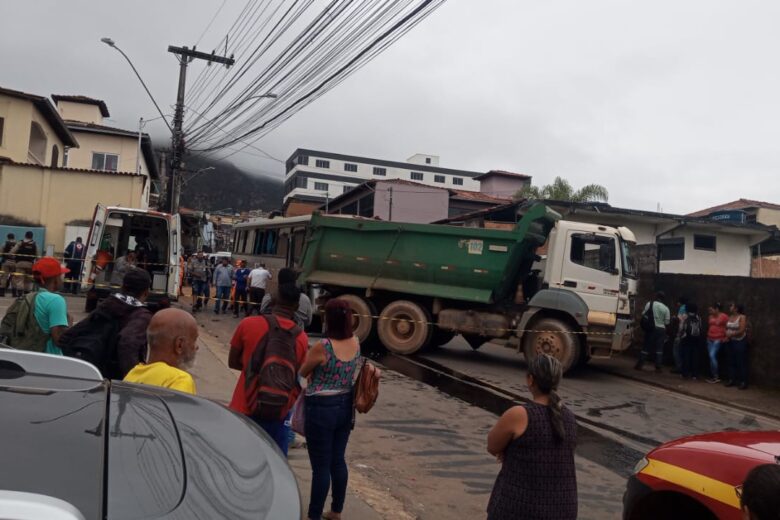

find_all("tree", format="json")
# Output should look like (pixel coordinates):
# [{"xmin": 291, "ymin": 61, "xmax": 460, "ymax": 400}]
[{"xmin": 514, "ymin": 176, "xmax": 608, "ymax": 202}]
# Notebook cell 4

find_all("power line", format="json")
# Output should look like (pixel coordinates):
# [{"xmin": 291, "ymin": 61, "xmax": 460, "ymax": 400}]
[{"xmin": 193, "ymin": 0, "xmax": 228, "ymax": 47}]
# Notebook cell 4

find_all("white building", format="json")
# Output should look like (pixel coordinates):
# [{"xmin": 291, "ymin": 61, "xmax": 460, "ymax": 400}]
[{"xmin": 283, "ymin": 148, "xmax": 485, "ymax": 215}]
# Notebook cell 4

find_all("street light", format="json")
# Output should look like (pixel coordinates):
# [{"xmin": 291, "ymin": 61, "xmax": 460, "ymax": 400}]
[{"xmin": 100, "ymin": 37, "xmax": 173, "ymax": 134}]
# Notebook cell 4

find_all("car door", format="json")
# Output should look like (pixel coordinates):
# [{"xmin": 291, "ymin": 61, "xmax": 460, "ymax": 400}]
[
  {"xmin": 82, "ymin": 204, "xmax": 107, "ymax": 289},
  {"xmin": 561, "ymin": 231, "xmax": 621, "ymax": 321}
]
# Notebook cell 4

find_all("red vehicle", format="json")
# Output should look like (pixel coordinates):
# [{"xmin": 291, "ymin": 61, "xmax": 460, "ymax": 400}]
[{"xmin": 624, "ymin": 431, "xmax": 780, "ymax": 519}]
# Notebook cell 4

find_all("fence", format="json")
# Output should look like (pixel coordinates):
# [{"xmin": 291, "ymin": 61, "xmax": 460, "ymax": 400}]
[{"xmin": 636, "ymin": 273, "xmax": 780, "ymax": 389}]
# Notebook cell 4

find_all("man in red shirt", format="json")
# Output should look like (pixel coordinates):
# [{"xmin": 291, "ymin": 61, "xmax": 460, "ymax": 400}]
[{"xmin": 228, "ymin": 282, "xmax": 308, "ymax": 455}]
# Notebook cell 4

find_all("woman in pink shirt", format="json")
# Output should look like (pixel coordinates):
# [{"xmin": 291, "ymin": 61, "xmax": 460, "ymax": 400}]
[{"xmin": 706, "ymin": 303, "xmax": 729, "ymax": 383}]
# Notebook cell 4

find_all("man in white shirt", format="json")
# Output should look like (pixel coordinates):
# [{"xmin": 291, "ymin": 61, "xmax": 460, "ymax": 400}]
[{"xmin": 247, "ymin": 264, "xmax": 272, "ymax": 315}]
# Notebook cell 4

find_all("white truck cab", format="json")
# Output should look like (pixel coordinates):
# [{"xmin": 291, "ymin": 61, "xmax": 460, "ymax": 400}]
[{"xmin": 81, "ymin": 205, "xmax": 181, "ymax": 309}]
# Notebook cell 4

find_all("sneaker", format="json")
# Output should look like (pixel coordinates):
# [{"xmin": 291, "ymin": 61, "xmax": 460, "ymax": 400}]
[{"xmin": 706, "ymin": 377, "xmax": 721, "ymax": 384}]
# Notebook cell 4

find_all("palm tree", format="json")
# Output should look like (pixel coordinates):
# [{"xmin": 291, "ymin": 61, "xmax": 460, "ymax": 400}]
[{"xmin": 514, "ymin": 176, "xmax": 608, "ymax": 202}]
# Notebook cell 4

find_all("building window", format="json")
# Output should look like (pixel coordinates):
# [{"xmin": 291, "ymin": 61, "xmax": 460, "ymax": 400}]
[
  {"xmin": 434, "ymin": 175, "xmax": 445, "ymax": 183},
  {"xmin": 50, "ymin": 145, "xmax": 59, "ymax": 168},
  {"xmin": 297, "ymin": 154, "xmax": 309, "ymax": 166},
  {"xmin": 343, "ymin": 185, "xmax": 352, "ymax": 194},
  {"xmin": 570, "ymin": 233, "xmax": 616, "ymax": 272},
  {"xmin": 453, "ymin": 177, "xmax": 463, "ymax": 186},
  {"xmin": 28, "ymin": 121, "xmax": 47, "ymax": 164},
  {"xmin": 63, "ymin": 147, "xmax": 69, "ymax": 167},
  {"xmin": 411, "ymin": 172, "xmax": 424, "ymax": 181},
  {"xmin": 658, "ymin": 237, "xmax": 685, "ymax": 261},
  {"xmin": 314, "ymin": 181, "xmax": 328, "ymax": 192},
  {"xmin": 91, "ymin": 152, "xmax": 119, "ymax": 172},
  {"xmin": 425, "ymin": 157, "xmax": 431, "ymax": 164},
  {"xmin": 344, "ymin": 163, "xmax": 358, "ymax": 173},
  {"xmin": 373, "ymin": 167, "xmax": 386, "ymax": 176},
  {"xmin": 295, "ymin": 175, "xmax": 308, "ymax": 189},
  {"xmin": 0, "ymin": 117, "xmax": 4, "ymax": 146},
  {"xmin": 315, "ymin": 159, "xmax": 330, "ymax": 168},
  {"xmin": 693, "ymin": 234, "xmax": 717, "ymax": 251}
]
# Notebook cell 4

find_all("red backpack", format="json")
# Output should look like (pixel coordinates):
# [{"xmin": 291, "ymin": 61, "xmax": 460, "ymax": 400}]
[{"xmin": 244, "ymin": 315, "xmax": 302, "ymax": 421}]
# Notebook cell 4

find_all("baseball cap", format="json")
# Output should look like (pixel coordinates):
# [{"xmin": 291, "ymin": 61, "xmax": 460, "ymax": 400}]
[{"xmin": 32, "ymin": 257, "xmax": 70, "ymax": 279}]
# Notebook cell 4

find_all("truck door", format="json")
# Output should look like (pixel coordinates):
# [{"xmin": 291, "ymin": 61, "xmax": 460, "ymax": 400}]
[
  {"xmin": 560, "ymin": 231, "xmax": 621, "ymax": 320},
  {"xmin": 167, "ymin": 213, "xmax": 181, "ymax": 300},
  {"xmin": 82, "ymin": 204, "xmax": 107, "ymax": 289}
]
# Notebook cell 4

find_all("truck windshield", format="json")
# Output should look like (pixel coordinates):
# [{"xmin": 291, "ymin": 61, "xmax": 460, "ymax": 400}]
[{"xmin": 620, "ymin": 239, "xmax": 637, "ymax": 279}]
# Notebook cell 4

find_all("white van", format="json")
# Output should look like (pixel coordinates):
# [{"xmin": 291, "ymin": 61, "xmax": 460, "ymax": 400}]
[{"xmin": 81, "ymin": 205, "xmax": 181, "ymax": 309}]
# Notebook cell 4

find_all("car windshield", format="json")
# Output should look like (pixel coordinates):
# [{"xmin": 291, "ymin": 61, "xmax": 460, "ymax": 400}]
[{"xmin": 620, "ymin": 239, "xmax": 637, "ymax": 279}]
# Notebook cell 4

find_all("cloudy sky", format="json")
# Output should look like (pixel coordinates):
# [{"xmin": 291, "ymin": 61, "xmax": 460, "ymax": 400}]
[{"xmin": 2, "ymin": 0, "xmax": 779, "ymax": 213}]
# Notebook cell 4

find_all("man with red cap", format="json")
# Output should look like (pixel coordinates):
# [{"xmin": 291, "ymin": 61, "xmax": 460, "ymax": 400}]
[{"xmin": 30, "ymin": 257, "xmax": 71, "ymax": 354}]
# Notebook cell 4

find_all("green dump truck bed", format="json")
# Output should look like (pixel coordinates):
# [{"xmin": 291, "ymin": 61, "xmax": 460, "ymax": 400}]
[{"xmin": 299, "ymin": 203, "xmax": 560, "ymax": 304}]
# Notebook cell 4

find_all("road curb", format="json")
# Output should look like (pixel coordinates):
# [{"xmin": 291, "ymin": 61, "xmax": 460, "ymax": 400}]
[{"xmin": 591, "ymin": 365, "xmax": 780, "ymax": 422}]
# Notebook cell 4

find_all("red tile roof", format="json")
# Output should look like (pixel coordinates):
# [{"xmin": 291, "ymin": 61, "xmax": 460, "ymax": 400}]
[
  {"xmin": 474, "ymin": 170, "xmax": 532, "ymax": 181},
  {"xmin": 449, "ymin": 189, "xmax": 511, "ymax": 203},
  {"xmin": 51, "ymin": 95, "xmax": 110, "ymax": 117},
  {"xmin": 688, "ymin": 199, "xmax": 780, "ymax": 217}
]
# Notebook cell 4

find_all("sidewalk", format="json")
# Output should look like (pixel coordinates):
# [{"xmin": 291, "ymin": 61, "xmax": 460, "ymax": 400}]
[
  {"xmin": 190, "ymin": 314, "xmax": 386, "ymax": 520},
  {"xmin": 593, "ymin": 353, "xmax": 780, "ymax": 421}
]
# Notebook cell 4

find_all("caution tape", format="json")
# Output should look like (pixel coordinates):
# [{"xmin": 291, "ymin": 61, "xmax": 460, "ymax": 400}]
[{"xmin": 2, "ymin": 251, "xmax": 183, "ymax": 269}]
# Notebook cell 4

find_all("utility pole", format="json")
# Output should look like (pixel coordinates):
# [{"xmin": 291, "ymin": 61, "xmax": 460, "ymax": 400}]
[
  {"xmin": 165, "ymin": 45, "xmax": 234, "ymax": 214},
  {"xmin": 388, "ymin": 186, "xmax": 394, "ymax": 221}
]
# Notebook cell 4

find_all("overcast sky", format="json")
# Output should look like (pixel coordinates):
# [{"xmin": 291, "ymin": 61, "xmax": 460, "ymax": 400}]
[{"xmin": 2, "ymin": 0, "xmax": 779, "ymax": 213}]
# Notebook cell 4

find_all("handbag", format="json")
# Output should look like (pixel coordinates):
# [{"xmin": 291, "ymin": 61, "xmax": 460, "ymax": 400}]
[
  {"xmin": 353, "ymin": 358, "xmax": 381, "ymax": 414},
  {"xmin": 290, "ymin": 391, "xmax": 306, "ymax": 436}
]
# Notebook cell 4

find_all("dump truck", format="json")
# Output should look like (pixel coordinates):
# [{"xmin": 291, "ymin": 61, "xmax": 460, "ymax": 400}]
[{"xmin": 299, "ymin": 203, "xmax": 637, "ymax": 372}]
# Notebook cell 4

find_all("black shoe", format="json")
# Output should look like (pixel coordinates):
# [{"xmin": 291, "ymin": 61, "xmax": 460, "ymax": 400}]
[
  {"xmin": 724, "ymin": 380, "xmax": 735, "ymax": 387},
  {"xmin": 738, "ymin": 383, "xmax": 748, "ymax": 390}
]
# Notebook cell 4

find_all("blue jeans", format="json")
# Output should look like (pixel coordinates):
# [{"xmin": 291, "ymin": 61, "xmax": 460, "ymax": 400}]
[
  {"xmin": 304, "ymin": 392, "xmax": 354, "ymax": 520},
  {"xmin": 706, "ymin": 339, "xmax": 723, "ymax": 378},
  {"xmin": 192, "ymin": 279, "xmax": 208, "ymax": 308},
  {"xmin": 727, "ymin": 338, "xmax": 748, "ymax": 385},
  {"xmin": 253, "ymin": 417, "xmax": 289, "ymax": 457},
  {"xmin": 214, "ymin": 285, "xmax": 230, "ymax": 312}
]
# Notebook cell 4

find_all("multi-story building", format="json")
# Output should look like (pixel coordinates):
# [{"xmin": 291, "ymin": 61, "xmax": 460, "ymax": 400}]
[{"xmin": 283, "ymin": 148, "xmax": 486, "ymax": 216}]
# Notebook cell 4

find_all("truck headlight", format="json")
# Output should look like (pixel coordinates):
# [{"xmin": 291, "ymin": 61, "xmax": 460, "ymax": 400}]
[{"xmin": 633, "ymin": 457, "xmax": 649, "ymax": 474}]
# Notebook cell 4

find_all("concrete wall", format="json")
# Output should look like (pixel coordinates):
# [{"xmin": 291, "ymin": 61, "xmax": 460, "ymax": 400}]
[
  {"xmin": 0, "ymin": 163, "xmax": 144, "ymax": 252},
  {"xmin": 657, "ymin": 228, "xmax": 752, "ymax": 276},
  {"xmin": 756, "ymin": 208, "xmax": 780, "ymax": 228},
  {"xmin": 0, "ymin": 94, "xmax": 67, "ymax": 166},
  {"xmin": 373, "ymin": 181, "xmax": 449, "ymax": 223},
  {"xmin": 56, "ymin": 101, "xmax": 103, "ymax": 125},
  {"xmin": 638, "ymin": 273, "xmax": 780, "ymax": 389},
  {"xmin": 66, "ymin": 131, "xmax": 150, "ymax": 176},
  {"xmin": 479, "ymin": 175, "xmax": 530, "ymax": 198}
]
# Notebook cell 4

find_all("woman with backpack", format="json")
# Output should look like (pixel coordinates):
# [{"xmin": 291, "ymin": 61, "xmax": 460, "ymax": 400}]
[
  {"xmin": 486, "ymin": 354, "xmax": 578, "ymax": 520},
  {"xmin": 724, "ymin": 303, "xmax": 749, "ymax": 390},
  {"xmin": 679, "ymin": 303, "xmax": 702, "ymax": 380},
  {"xmin": 299, "ymin": 299, "xmax": 362, "ymax": 520}
]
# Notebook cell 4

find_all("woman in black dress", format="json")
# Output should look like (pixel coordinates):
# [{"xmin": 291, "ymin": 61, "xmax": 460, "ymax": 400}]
[{"xmin": 486, "ymin": 354, "xmax": 578, "ymax": 520}]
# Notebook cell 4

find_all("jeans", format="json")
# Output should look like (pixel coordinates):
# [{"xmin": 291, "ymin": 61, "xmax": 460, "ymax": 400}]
[
  {"xmin": 249, "ymin": 287, "xmax": 265, "ymax": 315},
  {"xmin": 253, "ymin": 417, "xmax": 289, "ymax": 457},
  {"xmin": 233, "ymin": 287, "xmax": 248, "ymax": 315},
  {"xmin": 679, "ymin": 337, "xmax": 698, "ymax": 378},
  {"xmin": 214, "ymin": 285, "xmax": 230, "ymax": 312},
  {"xmin": 192, "ymin": 279, "xmax": 208, "ymax": 309},
  {"xmin": 305, "ymin": 392, "xmax": 354, "ymax": 520},
  {"xmin": 640, "ymin": 327, "xmax": 666, "ymax": 367},
  {"xmin": 707, "ymin": 339, "xmax": 723, "ymax": 378},
  {"xmin": 727, "ymin": 338, "xmax": 748, "ymax": 385}
]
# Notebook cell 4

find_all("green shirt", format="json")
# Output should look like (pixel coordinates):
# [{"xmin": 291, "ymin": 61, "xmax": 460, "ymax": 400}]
[
  {"xmin": 643, "ymin": 301, "xmax": 670, "ymax": 329},
  {"xmin": 34, "ymin": 288, "xmax": 68, "ymax": 355}
]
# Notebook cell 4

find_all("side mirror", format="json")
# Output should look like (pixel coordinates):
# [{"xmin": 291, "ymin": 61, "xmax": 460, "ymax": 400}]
[{"xmin": 606, "ymin": 267, "xmax": 619, "ymax": 275}]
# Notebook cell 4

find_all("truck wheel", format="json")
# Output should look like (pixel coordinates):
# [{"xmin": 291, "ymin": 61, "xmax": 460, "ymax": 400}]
[
  {"xmin": 522, "ymin": 318, "xmax": 580, "ymax": 373},
  {"xmin": 334, "ymin": 294, "xmax": 376, "ymax": 344},
  {"xmin": 377, "ymin": 300, "xmax": 433, "ymax": 355}
]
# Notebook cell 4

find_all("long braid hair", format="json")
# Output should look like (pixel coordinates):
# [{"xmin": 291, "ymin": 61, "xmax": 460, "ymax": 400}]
[{"xmin": 528, "ymin": 354, "xmax": 566, "ymax": 442}]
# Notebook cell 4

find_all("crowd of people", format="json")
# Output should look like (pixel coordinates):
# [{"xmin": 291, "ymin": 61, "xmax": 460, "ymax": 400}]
[
  {"xmin": 2, "ymin": 255, "xmax": 777, "ymax": 519},
  {"xmin": 636, "ymin": 291, "xmax": 752, "ymax": 389}
]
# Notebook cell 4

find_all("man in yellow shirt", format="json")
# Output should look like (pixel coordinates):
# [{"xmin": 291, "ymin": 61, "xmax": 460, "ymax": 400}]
[{"xmin": 124, "ymin": 308, "xmax": 199, "ymax": 394}]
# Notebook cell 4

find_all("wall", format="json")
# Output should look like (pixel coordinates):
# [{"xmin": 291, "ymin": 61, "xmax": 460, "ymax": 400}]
[
  {"xmin": 0, "ymin": 163, "xmax": 144, "ymax": 252},
  {"xmin": 638, "ymin": 273, "xmax": 780, "ymax": 389},
  {"xmin": 65, "ymin": 131, "xmax": 149, "ymax": 176},
  {"xmin": 752, "ymin": 256, "xmax": 780, "ymax": 278},
  {"xmin": 756, "ymin": 207, "xmax": 780, "ymax": 228},
  {"xmin": 657, "ymin": 228, "xmax": 752, "ymax": 276},
  {"xmin": 0, "ymin": 95, "xmax": 67, "ymax": 166},
  {"xmin": 479, "ymin": 176, "xmax": 530, "ymax": 199},
  {"xmin": 284, "ymin": 199, "xmax": 321, "ymax": 217},
  {"xmin": 56, "ymin": 101, "xmax": 103, "ymax": 125},
  {"xmin": 373, "ymin": 181, "xmax": 449, "ymax": 223}
]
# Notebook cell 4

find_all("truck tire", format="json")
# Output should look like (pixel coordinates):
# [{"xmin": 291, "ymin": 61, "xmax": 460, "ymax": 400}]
[
  {"xmin": 522, "ymin": 318, "xmax": 580, "ymax": 373},
  {"xmin": 334, "ymin": 294, "xmax": 376, "ymax": 345},
  {"xmin": 377, "ymin": 300, "xmax": 433, "ymax": 355}
]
